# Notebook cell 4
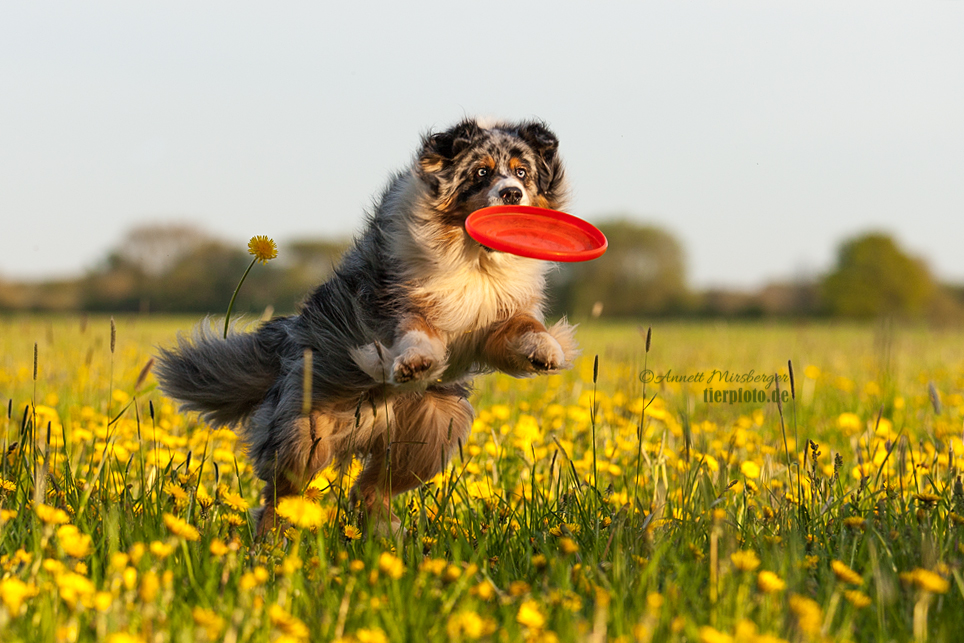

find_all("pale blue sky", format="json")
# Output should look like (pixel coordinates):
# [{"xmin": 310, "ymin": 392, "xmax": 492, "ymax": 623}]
[{"xmin": 2, "ymin": 2, "xmax": 962, "ymax": 289}]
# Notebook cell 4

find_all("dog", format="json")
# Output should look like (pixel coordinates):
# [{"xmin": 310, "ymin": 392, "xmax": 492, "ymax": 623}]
[{"xmin": 155, "ymin": 118, "xmax": 579, "ymax": 535}]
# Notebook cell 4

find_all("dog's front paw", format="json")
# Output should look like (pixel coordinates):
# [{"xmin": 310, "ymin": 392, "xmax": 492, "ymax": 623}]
[
  {"xmin": 392, "ymin": 349, "xmax": 441, "ymax": 384},
  {"xmin": 514, "ymin": 319, "xmax": 579, "ymax": 374},
  {"xmin": 517, "ymin": 331, "xmax": 568, "ymax": 373},
  {"xmin": 389, "ymin": 330, "xmax": 447, "ymax": 386},
  {"xmin": 352, "ymin": 329, "xmax": 447, "ymax": 386}
]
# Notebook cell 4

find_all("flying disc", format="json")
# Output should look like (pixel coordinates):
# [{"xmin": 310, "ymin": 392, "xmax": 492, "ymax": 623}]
[{"xmin": 465, "ymin": 205, "xmax": 608, "ymax": 262}]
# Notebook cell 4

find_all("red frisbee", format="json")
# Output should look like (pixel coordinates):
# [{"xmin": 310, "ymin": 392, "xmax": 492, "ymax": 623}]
[{"xmin": 465, "ymin": 205, "xmax": 608, "ymax": 262}]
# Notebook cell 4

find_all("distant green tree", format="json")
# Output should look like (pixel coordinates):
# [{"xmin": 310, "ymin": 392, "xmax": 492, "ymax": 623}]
[
  {"xmin": 549, "ymin": 219, "xmax": 689, "ymax": 319},
  {"xmin": 821, "ymin": 232, "xmax": 935, "ymax": 318}
]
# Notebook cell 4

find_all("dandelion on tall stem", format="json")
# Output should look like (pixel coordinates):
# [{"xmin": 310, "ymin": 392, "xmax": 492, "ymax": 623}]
[{"xmin": 224, "ymin": 236, "xmax": 278, "ymax": 338}]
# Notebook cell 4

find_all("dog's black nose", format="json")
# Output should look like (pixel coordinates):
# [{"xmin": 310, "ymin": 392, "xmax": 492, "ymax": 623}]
[{"xmin": 499, "ymin": 187, "xmax": 523, "ymax": 205}]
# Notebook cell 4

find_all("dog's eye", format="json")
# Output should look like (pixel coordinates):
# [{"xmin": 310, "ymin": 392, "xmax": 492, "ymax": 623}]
[
  {"xmin": 515, "ymin": 167, "xmax": 528, "ymax": 180},
  {"xmin": 476, "ymin": 167, "xmax": 489, "ymax": 178}
]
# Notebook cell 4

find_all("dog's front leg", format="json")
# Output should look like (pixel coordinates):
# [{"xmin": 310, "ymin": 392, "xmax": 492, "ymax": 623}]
[
  {"xmin": 482, "ymin": 313, "xmax": 579, "ymax": 377},
  {"xmin": 351, "ymin": 317, "xmax": 448, "ymax": 386}
]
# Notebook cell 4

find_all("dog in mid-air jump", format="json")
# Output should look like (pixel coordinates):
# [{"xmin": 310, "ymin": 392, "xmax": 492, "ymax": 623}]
[{"xmin": 156, "ymin": 118, "xmax": 578, "ymax": 535}]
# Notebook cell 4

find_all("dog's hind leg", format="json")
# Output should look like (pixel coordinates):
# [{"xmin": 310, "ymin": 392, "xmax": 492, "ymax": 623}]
[
  {"xmin": 253, "ymin": 411, "xmax": 337, "ymax": 537},
  {"xmin": 351, "ymin": 386, "xmax": 473, "ymax": 535}
]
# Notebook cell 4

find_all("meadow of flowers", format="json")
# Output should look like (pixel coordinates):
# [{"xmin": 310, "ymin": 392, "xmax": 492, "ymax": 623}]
[{"xmin": 1, "ymin": 315, "xmax": 963, "ymax": 642}]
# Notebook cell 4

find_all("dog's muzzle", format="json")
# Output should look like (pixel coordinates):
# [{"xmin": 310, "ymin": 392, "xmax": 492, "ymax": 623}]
[{"xmin": 488, "ymin": 178, "xmax": 528, "ymax": 207}]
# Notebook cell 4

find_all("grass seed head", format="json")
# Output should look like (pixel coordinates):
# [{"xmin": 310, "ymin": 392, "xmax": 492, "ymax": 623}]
[{"xmin": 788, "ymin": 359, "xmax": 795, "ymax": 399}]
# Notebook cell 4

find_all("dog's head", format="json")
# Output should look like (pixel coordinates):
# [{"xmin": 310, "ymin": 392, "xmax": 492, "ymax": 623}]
[{"xmin": 416, "ymin": 119, "xmax": 567, "ymax": 223}]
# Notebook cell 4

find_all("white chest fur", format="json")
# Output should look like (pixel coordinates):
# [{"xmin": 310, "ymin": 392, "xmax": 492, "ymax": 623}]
[{"xmin": 414, "ymin": 249, "xmax": 547, "ymax": 335}]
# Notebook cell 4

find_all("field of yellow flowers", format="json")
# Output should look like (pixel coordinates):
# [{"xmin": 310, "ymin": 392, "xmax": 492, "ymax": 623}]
[{"xmin": 1, "ymin": 315, "xmax": 963, "ymax": 643}]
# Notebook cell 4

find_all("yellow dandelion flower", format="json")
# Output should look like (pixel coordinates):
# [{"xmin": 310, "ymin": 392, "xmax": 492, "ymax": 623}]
[
  {"xmin": 447, "ymin": 610, "xmax": 489, "ymax": 640},
  {"xmin": 420, "ymin": 558, "xmax": 446, "ymax": 576},
  {"xmin": 140, "ymin": 570, "xmax": 160, "ymax": 602},
  {"xmin": 12, "ymin": 549, "xmax": 32, "ymax": 566},
  {"xmin": 123, "ymin": 567, "xmax": 137, "ymax": 591},
  {"xmin": 900, "ymin": 568, "xmax": 950, "ymax": 594},
  {"xmin": 275, "ymin": 496, "xmax": 325, "ymax": 529},
  {"xmin": 842, "ymin": 516, "xmax": 866, "ymax": 530},
  {"xmin": 836, "ymin": 412, "xmax": 862, "ymax": 432},
  {"xmin": 1, "ymin": 577, "xmax": 38, "ymax": 614},
  {"xmin": 0, "ymin": 477, "xmax": 16, "ymax": 493},
  {"xmin": 731, "ymin": 550, "xmax": 761, "ymax": 572},
  {"xmin": 209, "ymin": 539, "xmax": 230, "ymax": 557},
  {"xmin": 163, "ymin": 513, "xmax": 201, "ymax": 541},
  {"xmin": 799, "ymin": 555, "xmax": 819, "ymax": 570},
  {"xmin": 516, "ymin": 599, "xmax": 545, "ymax": 629},
  {"xmin": 757, "ymin": 570, "xmax": 786, "ymax": 594},
  {"xmin": 240, "ymin": 567, "xmax": 271, "ymax": 591},
  {"xmin": 509, "ymin": 580, "xmax": 531, "ymax": 596},
  {"xmin": 646, "ymin": 592, "xmax": 664, "ymax": 612},
  {"xmin": 377, "ymin": 552, "xmax": 404, "ymax": 580},
  {"xmin": 699, "ymin": 626, "xmax": 734, "ymax": 643},
  {"xmin": 94, "ymin": 591, "xmax": 113, "ymax": 612},
  {"xmin": 354, "ymin": 628, "xmax": 389, "ymax": 643},
  {"xmin": 221, "ymin": 491, "xmax": 250, "ymax": 512},
  {"xmin": 472, "ymin": 581, "xmax": 496, "ymax": 601},
  {"xmin": 163, "ymin": 482, "xmax": 189, "ymax": 502},
  {"xmin": 43, "ymin": 558, "xmax": 66, "ymax": 576},
  {"xmin": 223, "ymin": 513, "xmax": 246, "ymax": 527},
  {"xmin": 844, "ymin": 589, "xmax": 872, "ymax": 608},
  {"xmin": 57, "ymin": 524, "xmax": 92, "ymax": 558},
  {"xmin": 56, "ymin": 624, "xmax": 79, "ymax": 643},
  {"xmin": 343, "ymin": 524, "xmax": 362, "ymax": 540},
  {"xmin": 36, "ymin": 503, "xmax": 70, "ymax": 525},
  {"xmin": 150, "ymin": 540, "xmax": 176, "ymax": 559},
  {"xmin": 248, "ymin": 236, "xmax": 278, "ymax": 264},
  {"xmin": 128, "ymin": 542, "xmax": 146, "ymax": 564},
  {"xmin": 733, "ymin": 621, "xmax": 759, "ymax": 641},
  {"xmin": 788, "ymin": 594, "xmax": 823, "ymax": 636},
  {"xmin": 268, "ymin": 604, "xmax": 310, "ymax": 639},
  {"xmin": 443, "ymin": 564, "xmax": 462, "ymax": 583},
  {"xmin": 196, "ymin": 486, "xmax": 214, "ymax": 509},
  {"xmin": 106, "ymin": 634, "xmax": 145, "ymax": 643},
  {"xmin": 110, "ymin": 552, "xmax": 129, "ymax": 572},
  {"xmin": 559, "ymin": 537, "xmax": 580, "ymax": 554},
  {"xmin": 194, "ymin": 606, "xmax": 226, "ymax": 640},
  {"xmin": 831, "ymin": 560, "xmax": 863, "ymax": 585},
  {"xmin": 56, "ymin": 572, "xmax": 96, "ymax": 609},
  {"xmin": 740, "ymin": 460, "xmax": 761, "ymax": 479}
]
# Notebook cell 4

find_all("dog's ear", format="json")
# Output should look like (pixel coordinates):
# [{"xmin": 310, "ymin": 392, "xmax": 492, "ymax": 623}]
[
  {"xmin": 417, "ymin": 120, "xmax": 482, "ymax": 191},
  {"xmin": 517, "ymin": 121, "xmax": 565, "ymax": 200}
]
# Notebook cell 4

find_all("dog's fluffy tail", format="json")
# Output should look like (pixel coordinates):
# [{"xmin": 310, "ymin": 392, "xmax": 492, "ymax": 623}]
[{"xmin": 155, "ymin": 320, "xmax": 284, "ymax": 428}]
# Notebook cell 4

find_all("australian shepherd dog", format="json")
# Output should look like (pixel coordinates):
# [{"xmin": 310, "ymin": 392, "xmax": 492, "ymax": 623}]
[{"xmin": 156, "ymin": 118, "xmax": 579, "ymax": 535}]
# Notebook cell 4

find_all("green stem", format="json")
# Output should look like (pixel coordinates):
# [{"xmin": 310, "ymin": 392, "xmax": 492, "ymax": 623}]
[{"xmin": 224, "ymin": 257, "xmax": 257, "ymax": 338}]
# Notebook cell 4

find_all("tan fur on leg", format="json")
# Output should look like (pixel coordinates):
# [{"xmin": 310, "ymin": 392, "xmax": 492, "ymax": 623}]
[{"xmin": 352, "ymin": 387, "xmax": 473, "ymax": 535}]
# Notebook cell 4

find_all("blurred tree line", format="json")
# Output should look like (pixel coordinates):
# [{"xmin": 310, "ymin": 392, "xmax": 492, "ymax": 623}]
[
  {"xmin": 0, "ymin": 225, "xmax": 347, "ymax": 316},
  {"xmin": 1, "ymin": 221, "xmax": 961, "ymax": 322}
]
